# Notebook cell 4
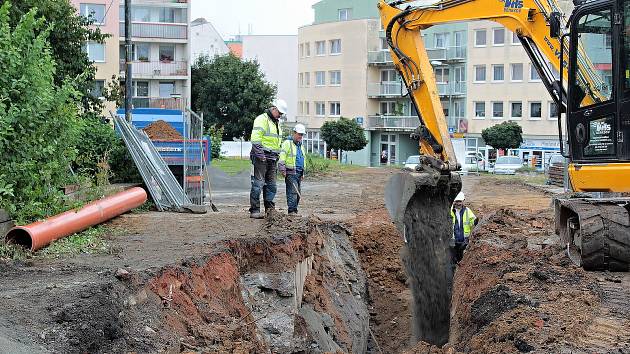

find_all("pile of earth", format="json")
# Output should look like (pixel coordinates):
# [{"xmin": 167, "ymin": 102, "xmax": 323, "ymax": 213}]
[{"xmin": 143, "ymin": 120, "xmax": 183, "ymax": 140}]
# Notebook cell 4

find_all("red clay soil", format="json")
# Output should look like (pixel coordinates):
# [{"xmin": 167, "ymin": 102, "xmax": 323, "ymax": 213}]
[
  {"xmin": 143, "ymin": 120, "xmax": 183, "ymax": 140},
  {"xmin": 348, "ymin": 208, "xmax": 413, "ymax": 353}
]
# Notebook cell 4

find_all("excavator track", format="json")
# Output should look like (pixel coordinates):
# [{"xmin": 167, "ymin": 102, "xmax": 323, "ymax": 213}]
[{"xmin": 555, "ymin": 198, "xmax": 630, "ymax": 272}]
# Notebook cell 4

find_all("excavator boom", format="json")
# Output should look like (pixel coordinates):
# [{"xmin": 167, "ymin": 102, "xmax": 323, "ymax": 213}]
[{"xmin": 379, "ymin": 0, "xmax": 630, "ymax": 344}]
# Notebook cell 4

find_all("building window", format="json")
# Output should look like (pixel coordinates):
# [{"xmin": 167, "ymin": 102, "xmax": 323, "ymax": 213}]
[
  {"xmin": 159, "ymin": 45, "xmax": 175, "ymax": 62},
  {"xmin": 329, "ymin": 70, "xmax": 341, "ymax": 86},
  {"xmin": 315, "ymin": 41, "xmax": 326, "ymax": 56},
  {"xmin": 315, "ymin": 101, "xmax": 325, "ymax": 116},
  {"xmin": 134, "ymin": 81, "xmax": 149, "ymax": 97},
  {"xmin": 305, "ymin": 42, "xmax": 310, "ymax": 57},
  {"xmin": 159, "ymin": 8, "xmax": 175, "ymax": 23},
  {"xmin": 80, "ymin": 3, "xmax": 105, "ymax": 25},
  {"xmin": 83, "ymin": 42, "xmax": 105, "ymax": 62},
  {"xmin": 304, "ymin": 101, "xmax": 310, "ymax": 115},
  {"xmin": 435, "ymin": 33, "xmax": 449, "ymax": 48},
  {"xmin": 380, "ymin": 37, "xmax": 389, "ymax": 50},
  {"xmin": 549, "ymin": 102, "xmax": 559, "ymax": 120},
  {"xmin": 315, "ymin": 71, "xmax": 326, "ymax": 86},
  {"xmin": 90, "ymin": 80, "xmax": 105, "ymax": 98},
  {"xmin": 474, "ymin": 29, "xmax": 486, "ymax": 47},
  {"xmin": 474, "ymin": 101, "xmax": 486, "ymax": 118},
  {"xmin": 530, "ymin": 102, "xmax": 542, "ymax": 119},
  {"xmin": 511, "ymin": 63, "xmax": 523, "ymax": 81},
  {"xmin": 492, "ymin": 64, "xmax": 504, "ymax": 82},
  {"xmin": 329, "ymin": 102, "xmax": 341, "ymax": 116},
  {"xmin": 305, "ymin": 72, "xmax": 310, "ymax": 86},
  {"xmin": 330, "ymin": 39, "xmax": 342, "ymax": 54},
  {"xmin": 474, "ymin": 65, "xmax": 486, "ymax": 82},
  {"xmin": 159, "ymin": 81, "xmax": 175, "ymax": 98},
  {"xmin": 298, "ymin": 73, "xmax": 304, "ymax": 87},
  {"xmin": 493, "ymin": 28, "xmax": 505, "ymax": 45},
  {"xmin": 380, "ymin": 101, "xmax": 396, "ymax": 115},
  {"xmin": 338, "ymin": 8, "xmax": 352, "ymax": 21},
  {"xmin": 435, "ymin": 67, "xmax": 450, "ymax": 83},
  {"xmin": 136, "ymin": 43, "xmax": 150, "ymax": 61},
  {"xmin": 132, "ymin": 7, "xmax": 151, "ymax": 22},
  {"xmin": 492, "ymin": 102, "xmax": 503, "ymax": 118},
  {"xmin": 512, "ymin": 32, "xmax": 520, "ymax": 45},
  {"xmin": 530, "ymin": 64, "xmax": 541, "ymax": 81},
  {"xmin": 299, "ymin": 43, "xmax": 304, "ymax": 58},
  {"xmin": 381, "ymin": 69, "xmax": 398, "ymax": 82},
  {"xmin": 511, "ymin": 101, "xmax": 523, "ymax": 119}
]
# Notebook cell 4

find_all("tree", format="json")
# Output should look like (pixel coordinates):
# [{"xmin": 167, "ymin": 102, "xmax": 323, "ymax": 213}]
[
  {"xmin": 320, "ymin": 118, "xmax": 368, "ymax": 156},
  {"xmin": 0, "ymin": 2, "xmax": 80, "ymax": 222},
  {"xmin": 6, "ymin": 0, "xmax": 108, "ymax": 114},
  {"xmin": 481, "ymin": 121, "xmax": 523, "ymax": 151},
  {"xmin": 191, "ymin": 54, "xmax": 277, "ymax": 140}
]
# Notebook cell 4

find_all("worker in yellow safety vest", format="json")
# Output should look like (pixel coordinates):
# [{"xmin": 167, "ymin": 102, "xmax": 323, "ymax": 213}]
[
  {"xmin": 451, "ymin": 192, "xmax": 477, "ymax": 263},
  {"xmin": 249, "ymin": 99, "xmax": 286, "ymax": 219},
  {"xmin": 279, "ymin": 124, "xmax": 307, "ymax": 215}
]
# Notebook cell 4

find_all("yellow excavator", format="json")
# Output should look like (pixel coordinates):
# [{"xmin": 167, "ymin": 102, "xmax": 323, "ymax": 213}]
[{"xmin": 379, "ymin": 0, "xmax": 630, "ymax": 344}]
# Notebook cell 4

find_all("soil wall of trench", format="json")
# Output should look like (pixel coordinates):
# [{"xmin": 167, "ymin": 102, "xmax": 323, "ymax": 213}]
[{"xmin": 4, "ymin": 214, "xmax": 372, "ymax": 354}]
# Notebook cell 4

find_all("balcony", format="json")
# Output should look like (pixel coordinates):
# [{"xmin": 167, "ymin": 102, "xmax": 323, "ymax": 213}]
[
  {"xmin": 119, "ymin": 61, "xmax": 188, "ymax": 77},
  {"xmin": 367, "ymin": 82, "xmax": 408, "ymax": 98},
  {"xmin": 131, "ymin": 97, "xmax": 185, "ymax": 109},
  {"xmin": 368, "ymin": 50, "xmax": 393, "ymax": 65},
  {"xmin": 119, "ymin": 22, "xmax": 187, "ymax": 39},
  {"xmin": 426, "ymin": 46, "xmax": 466, "ymax": 62},
  {"xmin": 436, "ymin": 82, "xmax": 466, "ymax": 96},
  {"xmin": 366, "ymin": 115, "xmax": 420, "ymax": 130}
]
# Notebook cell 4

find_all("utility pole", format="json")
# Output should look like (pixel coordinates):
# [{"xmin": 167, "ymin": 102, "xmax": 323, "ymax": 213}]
[{"xmin": 124, "ymin": 0, "xmax": 132, "ymax": 122}]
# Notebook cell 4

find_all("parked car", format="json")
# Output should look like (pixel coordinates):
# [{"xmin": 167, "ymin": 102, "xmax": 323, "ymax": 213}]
[
  {"xmin": 491, "ymin": 156, "xmax": 524, "ymax": 175},
  {"xmin": 465, "ymin": 152, "xmax": 486, "ymax": 171},
  {"xmin": 404, "ymin": 155, "xmax": 420, "ymax": 170},
  {"xmin": 462, "ymin": 156, "xmax": 484, "ymax": 173}
]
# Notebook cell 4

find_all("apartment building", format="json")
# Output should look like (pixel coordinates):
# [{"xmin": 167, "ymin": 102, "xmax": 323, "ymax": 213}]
[
  {"xmin": 118, "ymin": 0, "xmax": 191, "ymax": 110},
  {"xmin": 71, "ymin": 0, "xmax": 120, "ymax": 114},
  {"xmin": 190, "ymin": 18, "xmax": 229, "ymax": 60},
  {"xmin": 465, "ymin": 21, "xmax": 564, "ymax": 165},
  {"xmin": 242, "ymin": 35, "xmax": 298, "ymax": 123}
]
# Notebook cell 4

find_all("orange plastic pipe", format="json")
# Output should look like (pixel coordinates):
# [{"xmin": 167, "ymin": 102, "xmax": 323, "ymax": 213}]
[{"xmin": 5, "ymin": 187, "xmax": 147, "ymax": 251}]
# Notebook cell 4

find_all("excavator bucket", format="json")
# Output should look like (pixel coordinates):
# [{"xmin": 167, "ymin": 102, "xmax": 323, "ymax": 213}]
[{"xmin": 384, "ymin": 168, "xmax": 462, "ymax": 345}]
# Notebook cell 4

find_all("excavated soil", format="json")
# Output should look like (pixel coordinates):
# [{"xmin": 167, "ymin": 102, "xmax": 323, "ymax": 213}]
[
  {"xmin": 2, "ymin": 170, "xmax": 629, "ymax": 354},
  {"xmin": 143, "ymin": 120, "xmax": 183, "ymax": 140}
]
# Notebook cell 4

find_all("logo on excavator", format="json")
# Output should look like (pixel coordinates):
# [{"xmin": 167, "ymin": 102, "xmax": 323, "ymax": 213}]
[{"xmin": 500, "ymin": 0, "xmax": 523, "ymax": 13}]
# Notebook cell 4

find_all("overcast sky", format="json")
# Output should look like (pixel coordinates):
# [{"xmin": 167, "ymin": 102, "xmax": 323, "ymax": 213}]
[{"xmin": 191, "ymin": 0, "xmax": 320, "ymax": 39}]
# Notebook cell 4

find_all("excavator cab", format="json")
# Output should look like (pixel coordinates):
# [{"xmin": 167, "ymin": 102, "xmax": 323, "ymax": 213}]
[{"xmin": 552, "ymin": 0, "xmax": 630, "ymax": 271}]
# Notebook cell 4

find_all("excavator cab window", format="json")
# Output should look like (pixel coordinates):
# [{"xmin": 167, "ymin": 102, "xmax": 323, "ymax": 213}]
[{"xmin": 568, "ymin": 4, "xmax": 618, "ymax": 161}]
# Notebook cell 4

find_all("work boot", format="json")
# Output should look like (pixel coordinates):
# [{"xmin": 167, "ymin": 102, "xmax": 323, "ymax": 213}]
[
  {"xmin": 288, "ymin": 211, "xmax": 298, "ymax": 216},
  {"xmin": 250, "ymin": 211, "xmax": 264, "ymax": 219}
]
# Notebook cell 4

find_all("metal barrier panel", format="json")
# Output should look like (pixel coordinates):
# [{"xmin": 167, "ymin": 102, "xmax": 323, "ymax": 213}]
[{"xmin": 183, "ymin": 109, "xmax": 206, "ymax": 205}]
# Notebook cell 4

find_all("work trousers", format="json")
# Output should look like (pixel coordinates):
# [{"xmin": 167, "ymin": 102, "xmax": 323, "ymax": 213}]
[
  {"xmin": 285, "ymin": 170, "xmax": 303, "ymax": 213},
  {"xmin": 249, "ymin": 156, "xmax": 277, "ymax": 213}
]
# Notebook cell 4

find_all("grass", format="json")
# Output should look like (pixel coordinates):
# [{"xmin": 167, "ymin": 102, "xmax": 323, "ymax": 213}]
[
  {"xmin": 0, "ymin": 241, "xmax": 29, "ymax": 261},
  {"xmin": 212, "ymin": 157, "xmax": 251, "ymax": 175},
  {"xmin": 36, "ymin": 226, "xmax": 113, "ymax": 258},
  {"xmin": 485, "ymin": 173, "xmax": 547, "ymax": 186}
]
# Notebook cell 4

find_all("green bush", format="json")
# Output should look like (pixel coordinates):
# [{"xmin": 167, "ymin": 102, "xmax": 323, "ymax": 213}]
[
  {"xmin": 0, "ymin": 3, "xmax": 80, "ymax": 223},
  {"xmin": 207, "ymin": 125, "xmax": 224, "ymax": 159},
  {"xmin": 73, "ymin": 115, "xmax": 118, "ymax": 177},
  {"xmin": 108, "ymin": 139, "xmax": 142, "ymax": 183}
]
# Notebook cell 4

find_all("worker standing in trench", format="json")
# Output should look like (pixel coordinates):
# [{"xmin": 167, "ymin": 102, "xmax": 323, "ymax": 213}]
[
  {"xmin": 249, "ymin": 99, "xmax": 287, "ymax": 219},
  {"xmin": 278, "ymin": 124, "xmax": 307, "ymax": 215},
  {"xmin": 451, "ymin": 192, "xmax": 478, "ymax": 263}
]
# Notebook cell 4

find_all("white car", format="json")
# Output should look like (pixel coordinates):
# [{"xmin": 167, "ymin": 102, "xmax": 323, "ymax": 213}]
[
  {"xmin": 491, "ymin": 156, "xmax": 524, "ymax": 175},
  {"xmin": 462, "ymin": 156, "xmax": 484, "ymax": 173},
  {"xmin": 404, "ymin": 155, "xmax": 420, "ymax": 170}
]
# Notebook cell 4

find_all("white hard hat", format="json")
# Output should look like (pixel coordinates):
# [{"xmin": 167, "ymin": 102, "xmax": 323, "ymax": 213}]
[
  {"xmin": 273, "ymin": 99, "xmax": 288, "ymax": 114},
  {"xmin": 454, "ymin": 192, "xmax": 465, "ymax": 202},
  {"xmin": 293, "ymin": 123, "xmax": 306, "ymax": 134}
]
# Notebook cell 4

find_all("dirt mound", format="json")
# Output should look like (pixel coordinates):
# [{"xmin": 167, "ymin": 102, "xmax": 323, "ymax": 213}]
[
  {"xmin": 142, "ymin": 120, "xmax": 183, "ymax": 140},
  {"xmin": 450, "ymin": 209, "xmax": 601, "ymax": 353}
]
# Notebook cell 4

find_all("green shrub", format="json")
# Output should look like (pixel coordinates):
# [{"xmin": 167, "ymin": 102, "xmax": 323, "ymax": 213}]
[
  {"xmin": 108, "ymin": 139, "xmax": 142, "ymax": 183},
  {"xmin": 305, "ymin": 154, "xmax": 334, "ymax": 175},
  {"xmin": 0, "ymin": 3, "xmax": 81, "ymax": 223}
]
